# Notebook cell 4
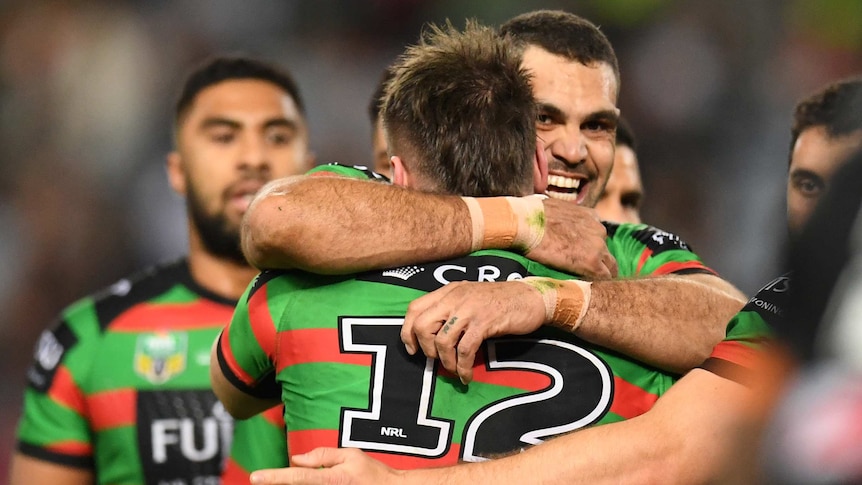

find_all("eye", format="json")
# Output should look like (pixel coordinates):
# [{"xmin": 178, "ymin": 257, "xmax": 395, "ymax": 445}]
[
  {"xmin": 536, "ymin": 113, "xmax": 553, "ymax": 125},
  {"xmin": 792, "ymin": 175, "xmax": 825, "ymax": 198},
  {"xmin": 209, "ymin": 130, "xmax": 235, "ymax": 144},
  {"xmin": 621, "ymin": 194, "xmax": 642, "ymax": 210},
  {"xmin": 266, "ymin": 127, "xmax": 296, "ymax": 146}
]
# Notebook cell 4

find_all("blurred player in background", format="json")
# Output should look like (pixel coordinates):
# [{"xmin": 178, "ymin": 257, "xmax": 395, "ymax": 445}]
[
  {"xmin": 10, "ymin": 56, "xmax": 314, "ymax": 485},
  {"xmin": 595, "ymin": 116, "xmax": 644, "ymax": 224}
]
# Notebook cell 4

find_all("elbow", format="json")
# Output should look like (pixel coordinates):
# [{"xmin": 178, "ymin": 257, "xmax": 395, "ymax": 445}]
[{"xmin": 241, "ymin": 183, "xmax": 304, "ymax": 270}]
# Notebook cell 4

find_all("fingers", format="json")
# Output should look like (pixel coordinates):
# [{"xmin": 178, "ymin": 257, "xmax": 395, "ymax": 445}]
[
  {"xmin": 435, "ymin": 314, "xmax": 468, "ymax": 374},
  {"xmin": 291, "ymin": 447, "xmax": 349, "ymax": 468},
  {"xmin": 453, "ymin": 330, "xmax": 482, "ymax": 384},
  {"xmin": 403, "ymin": 283, "xmax": 465, "ymax": 357}
]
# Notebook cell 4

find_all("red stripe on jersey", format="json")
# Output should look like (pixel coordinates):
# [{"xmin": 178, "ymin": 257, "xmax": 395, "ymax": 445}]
[
  {"xmin": 248, "ymin": 285, "xmax": 278, "ymax": 357},
  {"xmin": 46, "ymin": 440, "xmax": 91, "ymax": 456},
  {"xmin": 710, "ymin": 340, "xmax": 760, "ymax": 369},
  {"xmin": 369, "ymin": 446, "xmax": 462, "ymax": 469},
  {"xmin": 456, "ymin": 348, "xmax": 552, "ymax": 392},
  {"xmin": 48, "ymin": 366, "xmax": 86, "ymax": 415},
  {"xmin": 262, "ymin": 404, "xmax": 285, "ymax": 427},
  {"xmin": 309, "ymin": 171, "xmax": 341, "ymax": 178},
  {"xmin": 288, "ymin": 429, "xmax": 462, "ymax": 469},
  {"xmin": 652, "ymin": 260, "xmax": 717, "ymax": 276},
  {"xmin": 219, "ymin": 331, "xmax": 258, "ymax": 387},
  {"xmin": 87, "ymin": 389, "xmax": 137, "ymax": 431},
  {"xmin": 275, "ymin": 329, "xmax": 371, "ymax": 373},
  {"xmin": 220, "ymin": 458, "xmax": 250, "ymax": 485},
  {"xmin": 218, "ymin": 283, "xmax": 279, "ymax": 388},
  {"xmin": 110, "ymin": 300, "xmax": 232, "ymax": 332},
  {"xmin": 636, "ymin": 248, "xmax": 652, "ymax": 274},
  {"xmin": 609, "ymin": 376, "xmax": 659, "ymax": 419}
]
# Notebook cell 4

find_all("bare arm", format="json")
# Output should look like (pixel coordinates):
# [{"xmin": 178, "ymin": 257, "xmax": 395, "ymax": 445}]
[
  {"xmin": 9, "ymin": 454, "xmax": 93, "ymax": 485},
  {"xmin": 248, "ymin": 370, "xmax": 754, "ymax": 485},
  {"xmin": 402, "ymin": 273, "xmax": 745, "ymax": 377},
  {"xmin": 242, "ymin": 175, "xmax": 616, "ymax": 278},
  {"xmin": 576, "ymin": 273, "xmax": 746, "ymax": 373}
]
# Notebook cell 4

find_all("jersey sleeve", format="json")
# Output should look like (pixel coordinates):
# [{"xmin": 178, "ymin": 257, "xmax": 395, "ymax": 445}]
[
  {"xmin": 699, "ymin": 274, "xmax": 785, "ymax": 383},
  {"xmin": 605, "ymin": 222, "xmax": 718, "ymax": 278},
  {"xmin": 306, "ymin": 162, "xmax": 391, "ymax": 182},
  {"xmin": 215, "ymin": 271, "xmax": 284, "ymax": 399},
  {"xmin": 16, "ymin": 298, "xmax": 98, "ymax": 469}
]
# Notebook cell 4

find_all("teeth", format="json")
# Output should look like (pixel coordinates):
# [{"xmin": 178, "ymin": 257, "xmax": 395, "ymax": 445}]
[
  {"xmin": 545, "ymin": 190, "xmax": 579, "ymax": 201},
  {"xmin": 547, "ymin": 174, "xmax": 581, "ymax": 189}
]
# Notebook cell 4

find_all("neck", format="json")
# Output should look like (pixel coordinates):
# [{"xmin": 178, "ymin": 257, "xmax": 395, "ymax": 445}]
[{"xmin": 187, "ymin": 226, "xmax": 258, "ymax": 300}]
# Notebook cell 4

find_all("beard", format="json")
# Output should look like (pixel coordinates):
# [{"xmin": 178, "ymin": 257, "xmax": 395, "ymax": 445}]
[{"xmin": 186, "ymin": 182, "xmax": 247, "ymax": 265}]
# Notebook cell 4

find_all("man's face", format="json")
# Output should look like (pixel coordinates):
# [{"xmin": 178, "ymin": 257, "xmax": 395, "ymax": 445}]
[
  {"xmin": 522, "ymin": 45, "xmax": 619, "ymax": 207},
  {"xmin": 595, "ymin": 144, "xmax": 643, "ymax": 224},
  {"xmin": 787, "ymin": 126, "xmax": 862, "ymax": 233},
  {"xmin": 169, "ymin": 79, "xmax": 312, "ymax": 262}
]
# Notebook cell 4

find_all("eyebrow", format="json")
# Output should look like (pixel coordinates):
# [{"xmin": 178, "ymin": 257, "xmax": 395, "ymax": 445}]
[
  {"xmin": 536, "ymin": 102, "xmax": 567, "ymax": 122},
  {"xmin": 789, "ymin": 168, "xmax": 824, "ymax": 181},
  {"xmin": 584, "ymin": 109, "xmax": 620, "ymax": 126},
  {"xmin": 535, "ymin": 103, "xmax": 620, "ymax": 127},
  {"xmin": 199, "ymin": 116, "xmax": 299, "ymax": 131}
]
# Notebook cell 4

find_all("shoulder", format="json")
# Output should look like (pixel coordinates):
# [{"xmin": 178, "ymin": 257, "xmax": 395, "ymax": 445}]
[
  {"xmin": 26, "ymin": 260, "xmax": 191, "ymax": 391},
  {"xmin": 605, "ymin": 222, "xmax": 696, "ymax": 254}
]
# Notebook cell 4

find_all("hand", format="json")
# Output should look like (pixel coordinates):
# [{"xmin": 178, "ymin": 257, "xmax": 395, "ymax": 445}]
[
  {"xmin": 249, "ymin": 448, "xmax": 402, "ymax": 485},
  {"xmin": 401, "ymin": 281, "xmax": 546, "ymax": 383},
  {"xmin": 528, "ymin": 199, "xmax": 617, "ymax": 279}
]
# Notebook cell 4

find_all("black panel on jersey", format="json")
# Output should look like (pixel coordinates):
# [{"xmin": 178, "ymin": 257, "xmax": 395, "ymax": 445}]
[
  {"xmin": 137, "ymin": 389, "xmax": 231, "ymax": 484},
  {"xmin": 91, "ymin": 259, "xmax": 237, "ymax": 333},
  {"xmin": 26, "ymin": 318, "xmax": 79, "ymax": 392},
  {"xmin": 740, "ymin": 274, "xmax": 792, "ymax": 330},
  {"xmin": 605, "ymin": 222, "xmax": 694, "ymax": 254},
  {"xmin": 356, "ymin": 255, "xmax": 532, "ymax": 292}
]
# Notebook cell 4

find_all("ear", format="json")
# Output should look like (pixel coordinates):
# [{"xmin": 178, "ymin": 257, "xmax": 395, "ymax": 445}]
[
  {"xmin": 533, "ymin": 139, "xmax": 549, "ymax": 194},
  {"xmin": 390, "ymin": 156, "xmax": 410, "ymax": 188},
  {"xmin": 166, "ymin": 151, "xmax": 187, "ymax": 196}
]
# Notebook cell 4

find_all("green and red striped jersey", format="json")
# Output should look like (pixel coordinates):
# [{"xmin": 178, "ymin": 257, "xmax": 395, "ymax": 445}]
[
  {"xmin": 700, "ymin": 274, "xmax": 782, "ymax": 381},
  {"xmin": 217, "ymin": 247, "xmax": 709, "ymax": 469},
  {"xmin": 15, "ymin": 259, "xmax": 287, "ymax": 484}
]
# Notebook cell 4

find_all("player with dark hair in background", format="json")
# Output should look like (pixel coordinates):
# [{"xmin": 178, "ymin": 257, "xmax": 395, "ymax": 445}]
[{"xmin": 10, "ymin": 56, "xmax": 315, "ymax": 485}]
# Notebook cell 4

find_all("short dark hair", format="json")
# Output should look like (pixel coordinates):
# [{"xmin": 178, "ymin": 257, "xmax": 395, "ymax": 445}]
[
  {"xmin": 790, "ymin": 76, "xmax": 862, "ymax": 156},
  {"xmin": 382, "ymin": 20, "xmax": 536, "ymax": 197},
  {"xmin": 174, "ymin": 56, "xmax": 305, "ymax": 129},
  {"xmin": 500, "ymin": 10, "xmax": 620, "ymax": 89},
  {"xmin": 615, "ymin": 116, "xmax": 636, "ymax": 150}
]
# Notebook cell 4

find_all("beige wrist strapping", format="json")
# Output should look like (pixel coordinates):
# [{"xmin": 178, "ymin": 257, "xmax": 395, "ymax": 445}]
[
  {"xmin": 516, "ymin": 277, "xmax": 592, "ymax": 330},
  {"xmin": 462, "ymin": 195, "xmax": 546, "ymax": 253}
]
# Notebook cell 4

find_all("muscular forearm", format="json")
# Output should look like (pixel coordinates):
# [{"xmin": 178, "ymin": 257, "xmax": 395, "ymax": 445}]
[
  {"xmin": 403, "ymin": 370, "xmax": 751, "ymax": 485},
  {"xmin": 572, "ymin": 274, "xmax": 746, "ymax": 374},
  {"xmin": 242, "ymin": 176, "xmax": 472, "ymax": 273}
]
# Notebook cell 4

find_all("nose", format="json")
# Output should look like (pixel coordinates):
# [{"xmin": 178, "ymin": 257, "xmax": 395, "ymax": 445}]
[
  {"xmin": 238, "ymin": 133, "xmax": 271, "ymax": 174},
  {"xmin": 548, "ymin": 126, "xmax": 588, "ymax": 166}
]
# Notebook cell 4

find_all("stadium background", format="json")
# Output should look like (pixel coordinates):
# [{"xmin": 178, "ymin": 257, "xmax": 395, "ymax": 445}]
[{"xmin": 0, "ymin": 0, "xmax": 861, "ymax": 478}]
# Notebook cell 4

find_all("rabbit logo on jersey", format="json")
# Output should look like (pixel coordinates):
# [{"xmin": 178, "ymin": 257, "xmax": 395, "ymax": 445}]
[{"xmin": 135, "ymin": 331, "xmax": 188, "ymax": 384}]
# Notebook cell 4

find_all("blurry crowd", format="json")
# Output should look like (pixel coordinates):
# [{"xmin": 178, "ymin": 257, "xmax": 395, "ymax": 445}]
[{"xmin": 1, "ymin": 0, "xmax": 862, "ymax": 479}]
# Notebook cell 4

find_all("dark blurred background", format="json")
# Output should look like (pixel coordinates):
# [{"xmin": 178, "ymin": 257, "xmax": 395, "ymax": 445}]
[{"xmin": 1, "ymin": 0, "xmax": 861, "ymax": 477}]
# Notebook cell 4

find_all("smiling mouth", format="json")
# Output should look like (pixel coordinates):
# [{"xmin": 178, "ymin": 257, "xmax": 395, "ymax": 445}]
[{"xmin": 545, "ymin": 174, "xmax": 583, "ymax": 202}]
